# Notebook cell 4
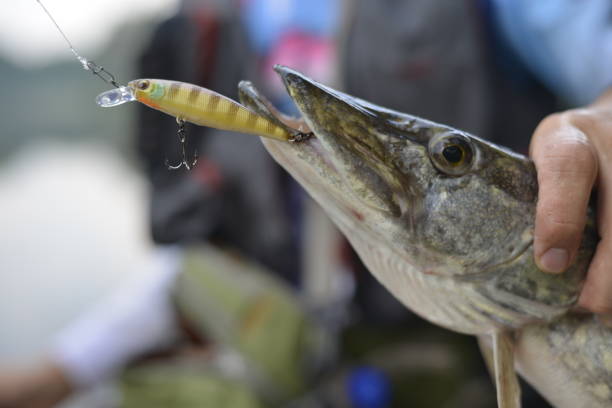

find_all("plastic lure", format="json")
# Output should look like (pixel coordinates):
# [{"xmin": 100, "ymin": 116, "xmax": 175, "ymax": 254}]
[{"xmin": 97, "ymin": 79, "xmax": 294, "ymax": 142}]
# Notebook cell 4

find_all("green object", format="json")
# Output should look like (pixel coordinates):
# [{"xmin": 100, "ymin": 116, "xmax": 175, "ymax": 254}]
[
  {"xmin": 173, "ymin": 245, "xmax": 326, "ymax": 403},
  {"xmin": 121, "ymin": 361, "xmax": 264, "ymax": 408}
]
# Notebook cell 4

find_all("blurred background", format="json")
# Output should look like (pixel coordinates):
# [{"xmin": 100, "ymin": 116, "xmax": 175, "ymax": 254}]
[
  {"xmin": 0, "ymin": 0, "xmax": 175, "ymax": 372},
  {"xmin": 0, "ymin": 0, "xmax": 178, "ymax": 406},
  {"xmin": 2, "ymin": 0, "xmax": 608, "ymax": 407}
]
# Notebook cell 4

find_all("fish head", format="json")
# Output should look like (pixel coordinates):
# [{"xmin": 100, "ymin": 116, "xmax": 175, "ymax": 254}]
[{"xmin": 252, "ymin": 66, "xmax": 539, "ymax": 278}]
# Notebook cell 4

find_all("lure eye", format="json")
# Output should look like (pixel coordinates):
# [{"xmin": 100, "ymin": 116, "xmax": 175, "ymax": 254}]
[
  {"xmin": 136, "ymin": 80, "xmax": 150, "ymax": 91},
  {"xmin": 428, "ymin": 131, "xmax": 475, "ymax": 176}
]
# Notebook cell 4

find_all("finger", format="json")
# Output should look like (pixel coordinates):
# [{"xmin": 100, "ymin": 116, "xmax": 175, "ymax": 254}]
[
  {"xmin": 578, "ymin": 238, "xmax": 612, "ymax": 320},
  {"xmin": 530, "ymin": 115, "xmax": 597, "ymax": 273},
  {"xmin": 579, "ymin": 174, "xmax": 612, "ymax": 322}
]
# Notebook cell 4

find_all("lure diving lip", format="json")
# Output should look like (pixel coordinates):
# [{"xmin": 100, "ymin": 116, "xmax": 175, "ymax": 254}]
[{"xmin": 96, "ymin": 86, "xmax": 136, "ymax": 107}]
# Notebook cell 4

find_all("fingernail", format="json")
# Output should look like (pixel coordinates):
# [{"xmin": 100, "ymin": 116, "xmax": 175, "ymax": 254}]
[{"xmin": 539, "ymin": 248, "xmax": 569, "ymax": 273}]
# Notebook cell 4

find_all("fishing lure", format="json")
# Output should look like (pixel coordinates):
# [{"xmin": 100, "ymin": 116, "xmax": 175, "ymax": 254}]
[
  {"xmin": 36, "ymin": 0, "xmax": 306, "ymax": 170},
  {"xmin": 98, "ymin": 79, "xmax": 300, "ymax": 142}
]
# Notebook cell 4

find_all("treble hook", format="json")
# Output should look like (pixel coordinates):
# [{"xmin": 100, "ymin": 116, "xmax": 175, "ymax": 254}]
[{"xmin": 165, "ymin": 117, "xmax": 199, "ymax": 171}]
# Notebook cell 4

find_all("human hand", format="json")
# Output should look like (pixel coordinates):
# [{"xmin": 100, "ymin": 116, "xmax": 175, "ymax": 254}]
[
  {"xmin": 530, "ymin": 88, "xmax": 612, "ymax": 324},
  {"xmin": 0, "ymin": 361, "xmax": 71, "ymax": 408}
]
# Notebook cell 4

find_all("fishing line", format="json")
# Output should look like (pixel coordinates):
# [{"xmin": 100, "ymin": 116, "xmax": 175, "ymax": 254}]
[
  {"xmin": 35, "ymin": 0, "xmax": 122, "ymax": 87},
  {"xmin": 34, "ymin": 0, "xmax": 197, "ymax": 170}
]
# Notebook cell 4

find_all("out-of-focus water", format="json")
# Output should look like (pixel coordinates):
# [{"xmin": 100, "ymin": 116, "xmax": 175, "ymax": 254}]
[{"xmin": 0, "ymin": 142, "xmax": 152, "ymax": 365}]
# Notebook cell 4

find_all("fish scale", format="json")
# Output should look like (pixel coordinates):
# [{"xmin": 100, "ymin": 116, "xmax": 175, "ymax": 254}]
[{"xmin": 343, "ymin": 221, "xmax": 531, "ymax": 334}]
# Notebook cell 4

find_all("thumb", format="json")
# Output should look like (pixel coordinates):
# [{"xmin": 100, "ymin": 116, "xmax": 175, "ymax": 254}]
[{"xmin": 530, "ymin": 114, "xmax": 597, "ymax": 273}]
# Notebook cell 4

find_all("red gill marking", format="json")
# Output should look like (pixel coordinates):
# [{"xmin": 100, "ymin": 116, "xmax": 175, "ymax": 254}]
[{"xmin": 350, "ymin": 208, "xmax": 364, "ymax": 221}]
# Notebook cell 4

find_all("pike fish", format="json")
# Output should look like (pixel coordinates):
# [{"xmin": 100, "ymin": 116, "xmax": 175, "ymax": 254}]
[{"xmin": 236, "ymin": 66, "xmax": 611, "ymax": 408}]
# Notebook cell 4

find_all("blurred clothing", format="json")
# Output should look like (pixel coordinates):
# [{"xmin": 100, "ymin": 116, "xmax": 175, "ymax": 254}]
[
  {"xmin": 241, "ymin": 0, "xmax": 341, "ymax": 55},
  {"xmin": 242, "ymin": 0, "xmax": 341, "ymax": 115},
  {"xmin": 136, "ymin": 10, "xmax": 303, "ymax": 285},
  {"xmin": 491, "ymin": 0, "xmax": 612, "ymax": 105},
  {"xmin": 173, "ymin": 245, "xmax": 332, "ymax": 403},
  {"xmin": 52, "ymin": 245, "xmax": 329, "ymax": 406},
  {"xmin": 342, "ymin": 0, "xmax": 557, "ymax": 155},
  {"xmin": 52, "ymin": 247, "xmax": 182, "ymax": 387},
  {"xmin": 121, "ymin": 363, "xmax": 264, "ymax": 408}
]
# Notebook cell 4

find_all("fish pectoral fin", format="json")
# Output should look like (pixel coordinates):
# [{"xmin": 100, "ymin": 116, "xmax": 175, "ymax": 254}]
[
  {"xmin": 478, "ymin": 332, "xmax": 522, "ymax": 408},
  {"xmin": 477, "ymin": 334, "xmax": 496, "ymax": 380},
  {"xmin": 487, "ymin": 331, "xmax": 522, "ymax": 408}
]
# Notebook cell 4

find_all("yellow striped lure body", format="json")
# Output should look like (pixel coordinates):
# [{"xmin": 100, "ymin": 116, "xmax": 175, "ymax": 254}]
[{"xmin": 97, "ymin": 79, "xmax": 295, "ymax": 142}]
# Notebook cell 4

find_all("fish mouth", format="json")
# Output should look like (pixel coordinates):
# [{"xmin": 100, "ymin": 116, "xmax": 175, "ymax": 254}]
[
  {"xmin": 238, "ymin": 77, "xmax": 351, "ymax": 222},
  {"xmin": 239, "ymin": 65, "xmax": 437, "ymax": 220}
]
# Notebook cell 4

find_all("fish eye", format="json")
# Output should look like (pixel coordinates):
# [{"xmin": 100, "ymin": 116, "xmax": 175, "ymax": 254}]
[
  {"xmin": 442, "ymin": 144, "xmax": 464, "ymax": 163},
  {"xmin": 136, "ymin": 80, "xmax": 150, "ymax": 90},
  {"xmin": 428, "ymin": 132, "xmax": 474, "ymax": 176}
]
